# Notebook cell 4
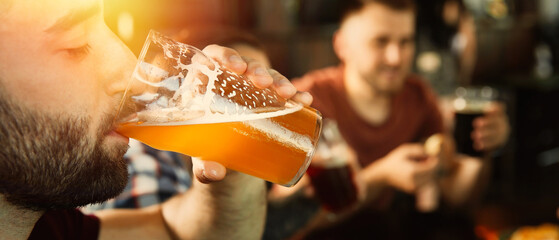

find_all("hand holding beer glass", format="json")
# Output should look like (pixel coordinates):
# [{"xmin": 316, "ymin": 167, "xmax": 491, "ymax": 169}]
[
  {"xmin": 115, "ymin": 30, "xmax": 322, "ymax": 186},
  {"xmin": 452, "ymin": 86, "xmax": 499, "ymax": 157}
]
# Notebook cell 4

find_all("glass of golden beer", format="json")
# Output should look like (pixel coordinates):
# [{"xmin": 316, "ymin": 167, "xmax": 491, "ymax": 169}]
[{"xmin": 115, "ymin": 30, "xmax": 322, "ymax": 187}]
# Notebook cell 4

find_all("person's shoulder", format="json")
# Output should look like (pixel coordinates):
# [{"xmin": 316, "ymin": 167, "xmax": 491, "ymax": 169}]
[
  {"xmin": 29, "ymin": 209, "xmax": 100, "ymax": 240},
  {"xmin": 292, "ymin": 65, "xmax": 342, "ymax": 91}
]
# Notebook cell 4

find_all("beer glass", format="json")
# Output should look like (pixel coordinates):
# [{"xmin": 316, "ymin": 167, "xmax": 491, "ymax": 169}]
[
  {"xmin": 452, "ymin": 86, "xmax": 497, "ymax": 157},
  {"xmin": 115, "ymin": 30, "xmax": 322, "ymax": 187},
  {"xmin": 306, "ymin": 120, "xmax": 358, "ymax": 212}
]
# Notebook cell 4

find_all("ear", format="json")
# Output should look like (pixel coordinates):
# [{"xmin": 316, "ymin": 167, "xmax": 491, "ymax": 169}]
[{"xmin": 333, "ymin": 30, "xmax": 346, "ymax": 62}]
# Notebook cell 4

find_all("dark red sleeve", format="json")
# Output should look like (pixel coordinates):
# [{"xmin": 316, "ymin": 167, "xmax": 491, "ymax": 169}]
[{"xmin": 28, "ymin": 209, "xmax": 100, "ymax": 240}]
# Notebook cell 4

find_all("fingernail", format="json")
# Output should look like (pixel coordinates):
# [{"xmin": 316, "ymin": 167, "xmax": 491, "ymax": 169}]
[
  {"xmin": 229, "ymin": 55, "xmax": 245, "ymax": 70},
  {"xmin": 229, "ymin": 55, "xmax": 243, "ymax": 64},
  {"xmin": 302, "ymin": 92, "xmax": 313, "ymax": 102},
  {"xmin": 209, "ymin": 169, "xmax": 218, "ymax": 178},
  {"xmin": 255, "ymin": 67, "xmax": 267, "ymax": 76},
  {"xmin": 280, "ymin": 85, "xmax": 297, "ymax": 96}
]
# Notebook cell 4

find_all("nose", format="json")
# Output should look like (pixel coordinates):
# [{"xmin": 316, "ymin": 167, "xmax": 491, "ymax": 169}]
[{"xmin": 384, "ymin": 43, "xmax": 402, "ymax": 67}]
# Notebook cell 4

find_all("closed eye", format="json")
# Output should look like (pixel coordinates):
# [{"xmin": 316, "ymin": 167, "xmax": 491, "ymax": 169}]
[{"xmin": 66, "ymin": 44, "xmax": 91, "ymax": 59}]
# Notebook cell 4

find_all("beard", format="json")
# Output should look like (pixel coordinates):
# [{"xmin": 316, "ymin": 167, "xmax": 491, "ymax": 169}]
[{"xmin": 0, "ymin": 94, "xmax": 129, "ymax": 211}]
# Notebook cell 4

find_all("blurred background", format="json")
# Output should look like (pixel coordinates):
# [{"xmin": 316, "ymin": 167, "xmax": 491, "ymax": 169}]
[{"xmin": 103, "ymin": 0, "xmax": 559, "ymax": 236}]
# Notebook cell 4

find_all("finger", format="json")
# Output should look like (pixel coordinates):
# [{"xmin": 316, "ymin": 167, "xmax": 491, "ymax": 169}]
[
  {"xmin": 398, "ymin": 181, "xmax": 416, "ymax": 194},
  {"xmin": 473, "ymin": 117, "xmax": 498, "ymax": 131},
  {"xmin": 243, "ymin": 56, "xmax": 274, "ymax": 89},
  {"xmin": 475, "ymin": 135, "xmax": 501, "ymax": 151},
  {"xmin": 304, "ymin": 184, "xmax": 316, "ymax": 198},
  {"xmin": 267, "ymin": 69, "xmax": 296, "ymax": 99},
  {"xmin": 191, "ymin": 157, "xmax": 227, "ymax": 183},
  {"xmin": 405, "ymin": 144, "xmax": 428, "ymax": 160},
  {"xmin": 413, "ymin": 167, "xmax": 439, "ymax": 192},
  {"xmin": 202, "ymin": 44, "xmax": 247, "ymax": 74},
  {"xmin": 471, "ymin": 121, "xmax": 506, "ymax": 150},
  {"xmin": 472, "ymin": 124, "xmax": 498, "ymax": 140},
  {"xmin": 414, "ymin": 174, "xmax": 435, "ymax": 189},
  {"xmin": 415, "ymin": 157, "xmax": 439, "ymax": 174},
  {"xmin": 472, "ymin": 128, "xmax": 500, "ymax": 150},
  {"xmin": 353, "ymin": 173, "xmax": 367, "ymax": 203},
  {"xmin": 484, "ymin": 102, "xmax": 506, "ymax": 115},
  {"xmin": 290, "ymin": 91, "xmax": 313, "ymax": 106}
]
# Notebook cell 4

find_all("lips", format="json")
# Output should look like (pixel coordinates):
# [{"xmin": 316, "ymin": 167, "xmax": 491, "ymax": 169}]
[
  {"xmin": 101, "ymin": 112, "xmax": 129, "ymax": 144},
  {"xmin": 107, "ymin": 129, "xmax": 129, "ymax": 144},
  {"xmin": 381, "ymin": 70, "xmax": 400, "ymax": 80}
]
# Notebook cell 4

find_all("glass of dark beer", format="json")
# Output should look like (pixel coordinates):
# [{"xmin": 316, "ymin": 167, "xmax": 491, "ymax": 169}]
[
  {"xmin": 452, "ymin": 86, "xmax": 497, "ymax": 157},
  {"xmin": 306, "ymin": 120, "xmax": 358, "ymax": 213}
]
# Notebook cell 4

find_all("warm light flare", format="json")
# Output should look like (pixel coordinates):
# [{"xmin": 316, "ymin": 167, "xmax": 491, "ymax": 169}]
[{"xmin": 117, "ymin": 11, "xmax": 134, "ymax": 42}]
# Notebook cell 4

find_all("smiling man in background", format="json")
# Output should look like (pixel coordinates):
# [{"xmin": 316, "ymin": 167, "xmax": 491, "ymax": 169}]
[{"xmin": 292, "ymin": 0, "xmax": 510, "ymax": 239}]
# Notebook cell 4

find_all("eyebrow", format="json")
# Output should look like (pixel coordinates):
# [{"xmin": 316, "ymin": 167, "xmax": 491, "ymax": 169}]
[{"xmin": 44, "ymin": 2, "xmax": 101, "ymax": 34}]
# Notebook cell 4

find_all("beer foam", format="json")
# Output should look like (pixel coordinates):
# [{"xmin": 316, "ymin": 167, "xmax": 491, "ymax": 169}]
[
  {"xmin": 453, "ymin": 98, "xmax": 489, "ymax": 113},
  {"xmin": 242, "ymin": 117, "xmax": 314, "ymax": 154},
  {"xmin": 135, "ymin": 101, "xmax": 302, "ymax": 126},
  {"xmin": 130, "ymin": 31, "xmax": 289, "ymax": 125},
  {"xmin": 126, "ymin": 31, "xmax": 316, "ymax": 156}
]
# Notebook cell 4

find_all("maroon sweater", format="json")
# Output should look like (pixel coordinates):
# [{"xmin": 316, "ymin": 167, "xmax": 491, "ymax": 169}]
[
  {"xmin": 29, "ymin": 209, "xmax": 99, "ymax": 240},
  {"xmin": 294, "ymin": 65, "xmax": 443, "ymax": 167}
]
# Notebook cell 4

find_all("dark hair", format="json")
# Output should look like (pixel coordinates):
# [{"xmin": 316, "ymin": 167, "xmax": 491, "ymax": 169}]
[{"xmin": 340, "ymin": 0, "xmax": 416, "ymax": 22}]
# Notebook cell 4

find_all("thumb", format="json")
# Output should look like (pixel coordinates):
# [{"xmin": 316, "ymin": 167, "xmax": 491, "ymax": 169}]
[
  {"xmin": 484, "ymin": 102, "xmax": 505, "ymax": 115},
  {"xmin": 191, "ymin": 157, "xmax": 227, "ymax": 183},
  {"xmin": 415, "ymin": 156, "xmax": 439, "ymax": 174}
]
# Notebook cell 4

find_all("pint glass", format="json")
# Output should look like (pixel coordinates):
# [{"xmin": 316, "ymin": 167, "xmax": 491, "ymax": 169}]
[
  {"xmin": 115, "ymin": 30, "xmax": 322, "ymax": 187},
  {"xmin": 306, "ymin": 120, "xmax": 358, "ymax": 212},
  {"xmin": 452, "ymin": 86, "xmax": 497, "ymax": 157}
]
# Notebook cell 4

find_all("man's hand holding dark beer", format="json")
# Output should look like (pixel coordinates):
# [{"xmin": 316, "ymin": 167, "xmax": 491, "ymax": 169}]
[{"xmin": 472, "ymin": 102, "xmax": 510, "ymax": 152}]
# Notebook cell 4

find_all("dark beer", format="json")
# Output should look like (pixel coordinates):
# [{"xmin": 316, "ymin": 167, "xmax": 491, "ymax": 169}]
[
  {"xmin": 306, "ymin": 164, "xmax": 358, "ymax": 212},
  {"xmin": 307, "ymin": 120, "xmax": 358, "ymax": 212},
  {"xmin": 453, "ymin": 110, "xmax": 484, "ymax": 157},
  {"xmin": 452, "ymin": 86, "xmax": 497, "ymax": 157}
]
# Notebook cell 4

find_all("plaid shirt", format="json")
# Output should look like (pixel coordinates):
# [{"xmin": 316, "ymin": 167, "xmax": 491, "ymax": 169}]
[{"xmin": 82, "ymin": 139, "xmax": 191, "ymax": 213}]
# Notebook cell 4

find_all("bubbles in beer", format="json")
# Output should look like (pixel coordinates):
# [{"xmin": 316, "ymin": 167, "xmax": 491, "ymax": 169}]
[
  {"xmin": 127, "ymin": 31, "xmax": 315, "ymax": 154},
  {"xmin": 132, "ymin": 31, "xmax": 292, "ymax": 124}
]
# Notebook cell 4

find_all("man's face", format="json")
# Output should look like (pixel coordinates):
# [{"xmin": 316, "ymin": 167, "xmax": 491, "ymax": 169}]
[
  {"xmin": 337, "ymin": 3, "xmax": 415, "ymax": 95},
  {"xmin": 0, "ymin": 0, "xmax": 135, "ymax": 210}
]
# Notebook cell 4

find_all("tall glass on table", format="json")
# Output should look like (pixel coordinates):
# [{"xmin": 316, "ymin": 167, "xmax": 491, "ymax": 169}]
[
  {"xmin": 452, "ymin": 86, "xmax": 498, "ymax": 157},
  {"xmin": 115, "ymin": 30, "xmax": 322, "ymax": 187},
  {"xmin": 306, "ymin": 120, "xmax": 358, "ymax": 213}
]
